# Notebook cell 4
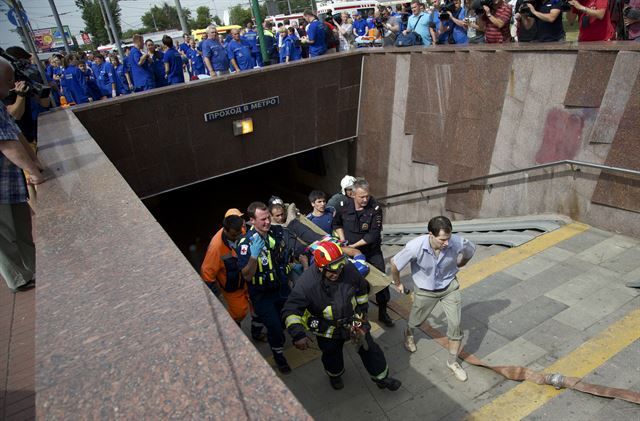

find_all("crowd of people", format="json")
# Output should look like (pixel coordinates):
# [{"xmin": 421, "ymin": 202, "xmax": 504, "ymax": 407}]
[
  {"xmin": 199, "ymin": 175, "xmax": 476, "ymax": 390},
  {"xmin": 36, "ymin": 0, "xmax": 639, "ymax": 106}
]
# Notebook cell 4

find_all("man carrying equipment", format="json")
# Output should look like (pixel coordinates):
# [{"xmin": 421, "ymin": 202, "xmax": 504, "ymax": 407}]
[{"xmin": 283, "ymin": 241, "xmax": 401, "ymax": 391}]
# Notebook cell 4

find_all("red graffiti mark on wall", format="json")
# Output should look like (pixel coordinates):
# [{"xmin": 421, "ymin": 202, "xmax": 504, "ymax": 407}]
[{"xmin": 536, "ymin": 108, "xmax": 584, "ymax": 164}]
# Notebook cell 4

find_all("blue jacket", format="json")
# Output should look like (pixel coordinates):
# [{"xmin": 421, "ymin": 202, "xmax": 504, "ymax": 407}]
[
  {"xmin": 307, "ymin": 20, "xmax": 327, "ymax": 57},
  {"xmin": 62, "ymin": 65, "xmax": 90, "ymax": 104},
  {"xmin": 129, "ymin": 46, "xmax": 155, "ymax": 90},
  {"xmin": 283, "ymin": 35, "xmax": 302, "ymax": 61},
  {"xmin": 226, "ymin": 38, "xmax": 255, "ymax": 71},
  {"xmin": 201, "ymin": 38, "xmax": 230, "ymax": 72}
]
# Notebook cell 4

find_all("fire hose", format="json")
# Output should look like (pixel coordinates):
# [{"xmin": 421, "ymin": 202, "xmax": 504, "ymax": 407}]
[{"xmin": 385, "ymin": 299, "xmax": 640, "ymax": 405}]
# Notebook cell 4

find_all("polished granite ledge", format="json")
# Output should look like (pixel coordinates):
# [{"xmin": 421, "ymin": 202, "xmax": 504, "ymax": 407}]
[{"xmin": 35, "ymin": 109, "xmax": 311, "ymax": 420}]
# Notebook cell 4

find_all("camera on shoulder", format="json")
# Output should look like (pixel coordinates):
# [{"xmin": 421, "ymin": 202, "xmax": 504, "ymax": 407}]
[
  {"xmin": 472, "ymin": 0, "xmax": 494, "ymax": 15},
  {"xmin": 438, "ymin": 1, "xmax": 457, "ymax": 20},
  {"xmin": 0, "ymin": 47, "xmax": 50, "ymax": 99},
  {"xmin": 518, "ymin": 0, "xmax": 536, "ymax": 17}
]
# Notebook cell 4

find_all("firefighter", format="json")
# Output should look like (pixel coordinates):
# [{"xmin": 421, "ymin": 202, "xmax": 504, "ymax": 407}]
[
  {"xmin": 283, "ymin": 241, "xmax": 402, "ymax": 391},
  {"xmin": 237, "ymin": 201, "xmax": 292, "ymax": 374},
  {"xmin": 332, "ymin": 178, "xmax": 394, "ymax": 327}
]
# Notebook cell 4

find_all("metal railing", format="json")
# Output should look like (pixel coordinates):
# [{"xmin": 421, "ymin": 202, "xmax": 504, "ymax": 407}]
[{"xmin": 379, "ymin": 159, "xmax": 640, "ymax": 206}]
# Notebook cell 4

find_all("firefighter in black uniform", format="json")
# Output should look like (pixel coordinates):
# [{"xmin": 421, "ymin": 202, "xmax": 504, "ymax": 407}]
[
  {"xmin": 332, "ymin": 178, "xmax": 394, "ymax": 327},
  {"xmin": 237, "ymin": 201, "xmax": 292, "ymax": 374},
  {"xmin": 283, "ymin": 241, "xmax": 401, "ymax": 390}
]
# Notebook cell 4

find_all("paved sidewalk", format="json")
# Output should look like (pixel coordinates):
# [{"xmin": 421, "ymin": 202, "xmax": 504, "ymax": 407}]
[
  {"xmin": 0, "ymin": 284, "xmax": 35, "ymax": 420},
  {"xmin": 248, "ymin": 226, "xmax": 640, "ymax": 420}
]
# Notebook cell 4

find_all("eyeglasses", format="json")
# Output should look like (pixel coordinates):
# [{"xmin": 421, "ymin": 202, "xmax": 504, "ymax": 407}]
[{"xmin": 324, "ymin": 258, "xmax": 346, "ymax": 273}]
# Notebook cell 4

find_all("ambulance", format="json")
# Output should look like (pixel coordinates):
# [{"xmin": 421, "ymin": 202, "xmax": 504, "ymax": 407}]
[{"xmin": 265, "ymin": 0, "xmax": 381, "ymax": 26}]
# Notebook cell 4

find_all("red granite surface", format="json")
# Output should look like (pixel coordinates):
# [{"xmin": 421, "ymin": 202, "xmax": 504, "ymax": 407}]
[{"xmin": 0, "ymin": 285, "xmax": 35, "ymax": 421}]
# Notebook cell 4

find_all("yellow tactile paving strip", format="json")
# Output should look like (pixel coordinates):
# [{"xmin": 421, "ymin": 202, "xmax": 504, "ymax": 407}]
[{"xmin": 466, "ymin": 308, "xmax": 640, "ymax": 421}]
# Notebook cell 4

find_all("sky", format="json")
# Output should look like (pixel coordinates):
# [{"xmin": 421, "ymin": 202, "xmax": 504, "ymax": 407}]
[{"xmin": 0, "ymin": 0, "xmax": 251, "ymax": 49}]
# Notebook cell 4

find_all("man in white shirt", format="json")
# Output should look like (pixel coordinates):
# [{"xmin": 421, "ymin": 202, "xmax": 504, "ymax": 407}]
[{"xmin": 390, "ymin": 216, "xmax": 475, "ymax": 381}]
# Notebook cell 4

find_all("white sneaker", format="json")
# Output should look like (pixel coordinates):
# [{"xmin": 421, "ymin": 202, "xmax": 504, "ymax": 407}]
[
  {"xmin": 447, "ymin": 361, "xmax": 468, "ymax": 382},
  {"xmin": 404, "ymin": 333, "xmax": 417, "ymax": 353}
]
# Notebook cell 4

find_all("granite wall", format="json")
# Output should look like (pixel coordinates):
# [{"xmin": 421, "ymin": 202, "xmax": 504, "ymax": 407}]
[
  {"xmin": 370, "ymin": 44, "xmax": 640, "ymax": 236},
  {"xmin": 73, "ymin": 53, "xmax": 362, "ymax": 198}
]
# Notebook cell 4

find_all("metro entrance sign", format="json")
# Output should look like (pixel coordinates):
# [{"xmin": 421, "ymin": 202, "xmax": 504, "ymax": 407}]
[{"xmin": 204, "ymin": 96, "xmax": 280, "ymax": 122}]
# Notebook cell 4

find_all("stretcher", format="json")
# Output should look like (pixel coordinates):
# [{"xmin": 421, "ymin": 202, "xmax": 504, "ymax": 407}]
[{"xmin": 295, "ymin": 213, "xmax": 392, "ymax": 296}]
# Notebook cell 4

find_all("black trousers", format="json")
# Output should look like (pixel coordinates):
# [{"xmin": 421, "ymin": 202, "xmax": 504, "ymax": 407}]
[
  {"xmin": 366, "ymin": 252, "xmax": 390, "ymax": 309},
  {"xmin": 316, "ymin": 332, "xmax": 388, "ymax": 379}
]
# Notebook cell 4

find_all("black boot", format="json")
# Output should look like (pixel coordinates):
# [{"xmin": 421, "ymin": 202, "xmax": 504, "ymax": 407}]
[
  {"xmin": 378, "ymin": 305, "xmax": 394, "ymax": 327},
  {"xmin": 273, "ymin": 352, "xmax": 291, "ymax": 374},
  {"xmin": 375, "ymin": 376, "xmax": 401, "ymax": 391},
  {"xmin": 329, "ymin": 376, "xmax": 344, "ymax": 390}
]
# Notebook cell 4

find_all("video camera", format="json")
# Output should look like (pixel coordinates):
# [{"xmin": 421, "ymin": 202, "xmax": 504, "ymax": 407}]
[
  {"xmin": 0, "ymin": 47, "xmax": 51, "ymax": 99},
  {"xmin": 472, "ymin": 0, "xmax": 494, "ymax": 15},
  {"xmin": 438, "ymin": 1, "xmax": 457, "ymax": 20},
  {"xmin": 518, "ymin": 0, "xmax": 536, "ymax": 17}
]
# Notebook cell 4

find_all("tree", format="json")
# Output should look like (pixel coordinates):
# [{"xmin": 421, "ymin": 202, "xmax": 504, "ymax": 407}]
[
  {"xmin": 275, "ymin": 0, "xmax": 313, "ymax": 14},
  {"xmin": 75, "ymin": 0, "xmax": 122, "ymax": 46},
  {"xmin": 212, "ymin": 15, "xmax": 223, "ymax": 26},
  {"xmin": 192, "ymin": 6, "xmax": 213, "ymax": 29},
  {"xmin": 229, "ymin": 4, "xmax": 268, "ymax": 26},
  {"xmin": 140, "ymin": 2, "xmax": 192, "ymax": 32}
]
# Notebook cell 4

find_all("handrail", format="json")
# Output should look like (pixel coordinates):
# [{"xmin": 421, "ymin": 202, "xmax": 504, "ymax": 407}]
[{"xmin": 379, "ymin": 159, "xmax": 640, "ymax": 205}]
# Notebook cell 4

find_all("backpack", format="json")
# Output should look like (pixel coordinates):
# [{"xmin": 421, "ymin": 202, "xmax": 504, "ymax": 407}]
[{"xmin": 324, "ymin": 22, "xmax": 339, "ymax": 47}]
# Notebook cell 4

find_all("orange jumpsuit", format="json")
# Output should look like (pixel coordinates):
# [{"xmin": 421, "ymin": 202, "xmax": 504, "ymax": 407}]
[{"xmin": 201, "ymin": 228, "xmax": 250, "ymax": 322}]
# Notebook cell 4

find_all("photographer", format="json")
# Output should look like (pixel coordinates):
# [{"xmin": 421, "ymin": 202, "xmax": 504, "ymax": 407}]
[
  {"xmin": 476, "ymin": 0, "xmax": 513, "ymax": 42},
  {"xmin": 626, "ymin": 0, "xmax": 640, "ymax": 40},
  {"xmin": 333, "ymin": 13, "xmax": 354, "ymax": 51},
  {"xmin": 514, "ymin": 0, "xmax": 538, "ymax": 41},
  {"xmin": 567, "ymin": 0, "xmax": 614, "ymax": 40},
  {"xmin": 524, "ymin": 0, "xmax": 566, "ymax": 41},
  {"xmin": 2, "ymin": 47, "xmax": 50, "ymax": 145},
  {"xmin": 378, "ymin": 6, "xmax": 402, "ymax": 46},
  {"xmin": 437, "ymin": 0, "xmax": 470, "ymax": 44}
]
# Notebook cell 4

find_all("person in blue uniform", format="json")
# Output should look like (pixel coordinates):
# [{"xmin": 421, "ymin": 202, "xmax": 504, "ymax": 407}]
[
  {"xmin": 129, "ymin": 34, "xmax": 155, "ymax": 92},
  {"xmin": 62, "ymin": 54, "xmax": 90, "ymax": 105},
  {"xmin": 237, "ymin": 202, "xmax": 292, "ymax": 374},
  {"xmin": 93, "ymin": 53, "xmax": 117, "ymax": 98},
  {"xmin": 303, "ymin": 10, "xmax": 327, "ymax": 57},
  {"xmin": 110, "ymin": 54, "xmax": 129, "ymax": 95},
  {"xmin": 122, "ymin": 46, "xmax": 134, "ymax": 91},
  {"xmin": 202, "ymin": 25, "xmax": 230, "ymax": 77},
  {"xmin": 283, "ymin": 27, "xmax": 303, "ymax": 62},
  {"xmin": 162, "ymin": 35, "xmax": 185, "ymax": 85},
  {"xmin": 187, "ymin": 40, "xmax": 207, "ymax": 77},
  {"xmin": 227, "ymin": 29, "xmax": 255, "ymax": 72},
  {"xmin": 144, "ymin": 39, "xmax": 167, "ymax": 88},
  {"xmin": 243, "ymin": 23, "xmax": 262, "ymax": 67},
  {"xmin": 78, "ymin": 61, "xmax": 103, "ymax": 101},
  {"xmin": 352, "ymin": 12, "xmax": 368, "ymax": 36}
]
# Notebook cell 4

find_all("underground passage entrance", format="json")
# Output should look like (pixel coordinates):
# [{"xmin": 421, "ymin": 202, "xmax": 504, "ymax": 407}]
[{"xmin": 143, "ymin": 140, "xmax": 355, "ymax": 266}]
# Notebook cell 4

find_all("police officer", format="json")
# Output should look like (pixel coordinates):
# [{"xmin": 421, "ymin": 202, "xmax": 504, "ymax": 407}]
[
  {"xmin": 283, "ymin": 241, "xmax": 401, "ymax": 391},
  {"xmin": 237, "ymin": 201, "xmax": 292, "ymax": 374},
  {"xmin": 332, "ymin": 178, "xmax": 394, "ymax": 327}
]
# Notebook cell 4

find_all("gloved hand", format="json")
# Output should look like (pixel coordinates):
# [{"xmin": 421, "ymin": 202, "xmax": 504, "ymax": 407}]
[
  {"xmin": 111, "ymin": 90, "xmax": 117, "ymax": 98},
  {"xmin": 250, "ymin": 234, "xmax": 265, "ymax": 258},
  {"xmin": 351, "ymin": 254, "xmax": 370, "ymax": 277},
  {"xmin": 294, "ymin": 336, "xmax": 313, "ymax": 350}
]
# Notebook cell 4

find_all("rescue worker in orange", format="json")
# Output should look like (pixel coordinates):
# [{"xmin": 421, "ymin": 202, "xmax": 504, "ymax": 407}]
[{"xmin": 200, "ymin": 213, "xmax": 249, "ymax": 325}]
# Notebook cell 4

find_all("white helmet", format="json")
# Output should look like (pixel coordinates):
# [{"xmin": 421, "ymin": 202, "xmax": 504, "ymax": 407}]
[{"xmin": 340, "ymin": 175, "xmax": 356, "ymax": 195}]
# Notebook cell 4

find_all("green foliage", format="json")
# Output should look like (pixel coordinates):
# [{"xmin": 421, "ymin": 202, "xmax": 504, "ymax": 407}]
[
  {"xmin": 212, "ymin": 15, "xmax": 223, "ymax": 26},
  {"xmin": 75, "ymin": 0, "xmax": 122, "ymax": 46},
  {"xmin": 192, "ymin": 6, "xmax": 213, "ymax": 29},
  {"xmin": 140, "ymin": 2, "xmax": 192, "ymax": 32},
  {"xmin": 229, "ymin": 3, "xmax": 269, "ymax": 26},
  {"xmin": 274, "ymin": 0, "xmax": 313, "ymax": 14}
]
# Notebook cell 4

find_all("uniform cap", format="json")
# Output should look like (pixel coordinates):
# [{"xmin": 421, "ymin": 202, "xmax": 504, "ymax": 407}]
[
  {"xmin": 340, "ymin": 175, "xmax": 357, "ymax": 195},
  {"xmin": 225, "ymin": 208, "xmax": 244, "ymax": 217}
]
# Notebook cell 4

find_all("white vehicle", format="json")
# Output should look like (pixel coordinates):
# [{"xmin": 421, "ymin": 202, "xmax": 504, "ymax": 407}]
[
  {"xmin": 265, "ymin": 13, "xmax": 306, "ymax": 26},
  {"xmin": 317, "ymin": 0, "xmax": 381, "ymax": 20}
]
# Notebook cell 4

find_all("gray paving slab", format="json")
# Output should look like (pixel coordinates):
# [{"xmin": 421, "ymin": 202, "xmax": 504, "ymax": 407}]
[
  {"xmin": 533, "ymin": 246, "xmax": 577, "ymax": 263},
  {"xmin": 552, "ymin": 286, "xmax": 637, "ymax": 331},
  {"xmin": 495, "ymin": 259, "xmax": 587, "ymax": 309},
  {"xmin": 503, "ymin": 254, "xmax": 563, "ymax": 280},
  {"xmin": 490, "ymin": 296, "xmax": 569, "ymax": 340},
  {"xmin": 581, "ymin": 340, "xmax": 640, "ymax": 391},
  {"xmin": 462, "ymin": 271, "xmax": 524, "ymax": 304},
  {"xmin": 522, "ymin": 318, "xmax": 591, "ymax": 359},
  {"xmin": 585, "ymin": 295, "xmax": 640, "ymax": 337},
  {"xmin": 555, "ymin": 228, "xmax": 613, "ymax": 253},
  {"xmin": 461, "ymin": 315, "xmax": 512, "ymax": 358},
  {"xmin": 592, "ymin": 395, "xmax": 640, "ymax": 421},
  {"xmin": 314, "ymin": 391, "xmax": 389, "ymax": 421},
  {"xmin": 600, "ymin": 246, "xmax": 640, "ymax": 274},
  {"xmin": 439, "ymin": 361, "xmax": 504, "ymax": 401},
  {"xmin": 464, "ymin": 296, "xmax": 522, "ymax": 326},
  {"xmin": 544, "ymin": 263, "xmax": 622, "ymax": 306},
  {"xmin": 387, "ymin": 384, "xmax": 471, "ymax": 421},
  {"xmin": 524, "ymin": 390, "xmax": 611, "ymax": 421},
  {"xmin": 577, "ymin": 235, "xmax": 639, "ymax": 266},
  {"xmin": 483, "ymin": 337, "xmax": 549, "ymax": 368},
  {"xmin": 392, "ymin": 348, "xmax": 451, "ymax": 396}
]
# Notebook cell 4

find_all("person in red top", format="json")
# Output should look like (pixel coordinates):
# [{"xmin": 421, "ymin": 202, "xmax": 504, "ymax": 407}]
[
  {"xmin": 201, "ymin": 213, "xmax": 249, "ymax": 324},
  {"xmin": 478, "ymin": 0, "xmax": 513, "ymax": 43},
  {"xmin": 567, "ymin": 0, "xmax": 614, "ymax": 41}
]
